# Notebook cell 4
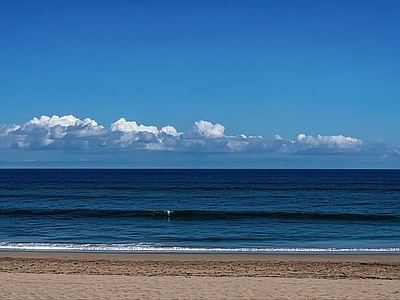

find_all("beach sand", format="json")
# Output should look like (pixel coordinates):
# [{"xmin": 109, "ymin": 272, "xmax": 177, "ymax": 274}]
[{"xmin": 1, "ymin": 252, "xmax": 399, "ymax": 299}]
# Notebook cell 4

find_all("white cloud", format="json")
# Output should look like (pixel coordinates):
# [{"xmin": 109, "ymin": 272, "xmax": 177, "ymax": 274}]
[
  {"xmin": 28, "ymin": 115, "xmax": 99, "ymax": 128},
  {"xmin": 0, "ymin": 124, "xmax": 21, "ymax": 136},
  {"xmin": 160, "ymin": 125, "xmax": 181, "ymax": 137},
  {"xmin": 111, "ymin": 118, "xmax": 159, "ymax": 135},
  {"xmin": 19, "ymin": 115, "xmax": 107, "ymax": 148},
  {"xmin": 297, "ymin": 134, "xmax": 363, "ymax": 149},
  {"xmin": 0, "ymin": 115, "xmax": 398, "ymax": 161},
  {"xmin": 108, "ymin": 118, "xmax": 181, "ymax": 149},
  {"xmin": 195, "ymin": 120, "xmax": 225, "ymax": 138}
]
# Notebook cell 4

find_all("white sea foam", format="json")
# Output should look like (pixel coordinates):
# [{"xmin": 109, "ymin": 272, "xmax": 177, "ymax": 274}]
[{"xmin": 0, "ymin": 242, "xmax": 399, "ymax": 253}]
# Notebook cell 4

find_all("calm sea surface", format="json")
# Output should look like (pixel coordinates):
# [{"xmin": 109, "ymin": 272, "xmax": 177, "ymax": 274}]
[{"xmin": 0, "ymin": 169, "xmax": 399, "ymax": 253}]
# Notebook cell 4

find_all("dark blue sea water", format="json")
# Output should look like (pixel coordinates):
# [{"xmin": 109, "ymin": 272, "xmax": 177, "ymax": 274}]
[{"xmin": 0, "ymin": 169, "xmax": 399, "ymax": 253}]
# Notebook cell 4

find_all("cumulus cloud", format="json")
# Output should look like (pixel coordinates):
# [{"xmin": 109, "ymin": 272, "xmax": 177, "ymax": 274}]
[
  {"xmin": 0, "ymin": 115, "xmax": 398, "ymax": 160},
  {"xmin": 195, "ymin": 120, "xmax": 225, "ymax": 138},
  {"xmin": 29, "ymin": 115, "xmax": 99, "ymax": 128},
  {"xmin": 3, "ymin": 115, "xmax": 107, "ymax": 149},
  {"xmin": 110, "ymin": 118, "xmax": 159, "ymax": 135},
  {"xmin": 295, "ymin": 134, "xmax": 364, "ymax": 155},
  {"xmin": 160, "ymin": 126, "xmax": 180, "ymax": 137},
  {"xmin": 297, "ymin": 134, "xmax": 363, "ymax": 148}
]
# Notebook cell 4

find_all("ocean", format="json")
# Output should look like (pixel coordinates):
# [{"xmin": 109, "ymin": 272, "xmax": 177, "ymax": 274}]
[{"xmin": 0, "ymin": 169, "xmax": 399, "ymax": 253}]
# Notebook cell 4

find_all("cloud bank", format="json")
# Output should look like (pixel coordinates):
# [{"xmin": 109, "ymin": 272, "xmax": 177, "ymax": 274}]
[{"xmin": 0, "ymin": 115, "xmax": 399, "ymax": 164}]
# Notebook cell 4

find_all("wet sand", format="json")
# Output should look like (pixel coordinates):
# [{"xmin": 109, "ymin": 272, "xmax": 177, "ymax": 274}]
[{"xmin": 1, "ymin": 252, "xmax": 399, "ymax": 299}]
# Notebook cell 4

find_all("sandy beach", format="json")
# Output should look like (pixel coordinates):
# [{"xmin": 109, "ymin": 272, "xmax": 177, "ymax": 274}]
[{"xmin": 1, "ymin": 252, "xmax": 400, "ymax": 299}]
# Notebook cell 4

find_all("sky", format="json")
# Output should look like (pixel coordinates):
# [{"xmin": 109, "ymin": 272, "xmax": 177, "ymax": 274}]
[{"xmin": 1, "ymin": 0, "xmax": 399, "ymax": 168}]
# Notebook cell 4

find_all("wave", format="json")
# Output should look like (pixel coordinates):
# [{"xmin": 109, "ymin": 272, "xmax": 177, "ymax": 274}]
[
  {"xmin": 1, "ymin": 242, "xmax": 399, "ymax": 253},
  {"xmin": 1, "ymin": 208, "xmax": 398, "ymax": 222}
]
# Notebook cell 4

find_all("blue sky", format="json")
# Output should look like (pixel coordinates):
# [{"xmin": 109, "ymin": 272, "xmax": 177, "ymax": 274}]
[{"xmin": 1, "ymin": 0, "xmax": 399, "ymax": 168}]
